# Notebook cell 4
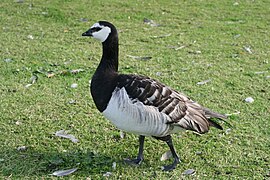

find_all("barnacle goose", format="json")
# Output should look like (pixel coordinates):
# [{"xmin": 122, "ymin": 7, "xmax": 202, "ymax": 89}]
[{"xmin": 82, "ymin": 21, "xmax": 227, "ymax": 171}]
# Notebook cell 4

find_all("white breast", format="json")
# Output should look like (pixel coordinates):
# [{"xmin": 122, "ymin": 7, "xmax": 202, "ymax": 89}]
[{"xmin": 102, "ymin": 87, "xmax": 175, "ymax": 137}]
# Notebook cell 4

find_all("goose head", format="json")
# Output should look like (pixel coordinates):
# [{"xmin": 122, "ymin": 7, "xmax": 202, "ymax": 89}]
[{"xmin": 82, "ymin": 21, "xmax": 117, "ymax": 43}]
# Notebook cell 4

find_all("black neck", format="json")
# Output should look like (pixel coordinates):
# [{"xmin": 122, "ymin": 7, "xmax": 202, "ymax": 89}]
[
  {"xmin": 90, "ymin": 35, "xmax": 119, "ymax": 112},
  {"xmin": 96, "ymin": 36, "xmax": 119, "ymax": 72}
]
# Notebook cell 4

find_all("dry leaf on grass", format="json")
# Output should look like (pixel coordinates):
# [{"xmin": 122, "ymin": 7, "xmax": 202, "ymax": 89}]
[
  {"xmin": 168, "ymin": 45, "xmax": 186, "ymax": 50},
  {"xmin": 4, "ymin": 58, "xmax": 12, "ymax": 63},
  {"xmin": 51, "ymin": 168, "xmax": 78, "ymax": 177},
  {"xmin": 189, "ymin": 50, "xmax": 202, "ymax": 54},
  {"xmin": 16, "ymin": 0, "xmax": 24, "ymax": 3},
  {"xmin": 71, "ymin": 83, "xmax": 78, "ymax": 88},
  {"xmin": 27, "ymin": 35, "xmax": 34, "ymax": 40},
  {"xmin": 25, "ymin": 75, "xmax": 38, "ymax": 88},
  {"xmin": 243, "ymin": 46, "xmax": 252, "ymax": 54},
  {"xmin": 47, "ymin": 72, "xmax": 55, "ymax": 78},
  {"xmin": 156, "ymin": 72, "xmax": 162, "ymax": 76},
  {"xmin": 160, "ymin": 150, "xmax": 172, "ymax": 161},
  {"xmin": 152, "ymin": 33, "xmax": 171, "ymax": 38},
  {"xmin": 254, "ymin": 71, "xmax": 267, "ymax": 74},
  {"xmin": 103, "ymin": 172, "xmax": 112, "ymax": 177},
  {"xmin": 112, "ymin": 162, "xmax": 117, "ymax": 170},
  {"xmin": 55, "ymin": 130, "xmax": 79, "ymax": 143},
  {"xmin": 70, "ymin": 69, "xmax": 85, "ymax": 74},
  {"xmin": 225, "ymin": 111, "xmax": 240, "ymax": 116},
  {"xmin": 25, "ymin": 84, "xmax": 33, "ymax": 88},
  {"xmin": 29, "ymin": 75, "xmax": 38, "ymax": 84},
  {"xmin": 225, "ymin": 128, "xmax": 232, "ymax": 134},
  {"xmin": 120, "ymin": 131, "xmax": 125, "ymax": 139},
  {"xmin": 68, "ymin": 99, "xmax": 77, "ymax": 104},
  {"xmin": 245, "ymin": 97, "xmax": 254, "ymax": 103},
  {"xmin": 17, "ymin": 146, "xmax": 27, "ymax": 151},
  {"xmin": 127, "ymin": 55, "xmax": 152, "ymax": 61},
  {"xmin": 234, "ymin": 34, "xmax": 241, "ymax": 38},
  {"xmin": 143, "ymin": 18, "xmax": 160, "ymax": 27},
  {"xmin": 183, "ymin": 169, "xmax": 196, "ymax": 175},
  {"xmin": 80, "ymin": 18, "xmax": 88, "ymax": 22},
  {"xmin": 197, "ymin": 79, "xmax": 211, "ymax": 85}
]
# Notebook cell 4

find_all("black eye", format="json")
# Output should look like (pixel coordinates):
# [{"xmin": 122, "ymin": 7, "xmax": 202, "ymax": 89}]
[{"xmin": 92, "ymin": 27, "xmax": 102, "ymax": 32}]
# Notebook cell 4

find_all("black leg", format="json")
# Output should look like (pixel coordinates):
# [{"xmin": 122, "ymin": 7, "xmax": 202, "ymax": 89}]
[
  {"xmin": 154, "ymin": 135, "xmax": 180, "ymax": 171},
  {"xmin": 163, "ymin": 136, "xmax": 180, "ymax": 171},
  {"xmin": 124, "ymin": 135, "xmax": 145, "ymax": 166}
]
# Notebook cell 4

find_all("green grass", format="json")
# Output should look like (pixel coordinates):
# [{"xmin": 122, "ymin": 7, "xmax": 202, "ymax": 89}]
[{"xmin": 1, "ymin": 0, "xmax": 269, "ymax": 179}]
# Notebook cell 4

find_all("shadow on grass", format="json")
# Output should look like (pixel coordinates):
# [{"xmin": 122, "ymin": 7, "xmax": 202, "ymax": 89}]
[{"xmin": 0, "ymin": 147, "xmax": 118, "ymax": 177}]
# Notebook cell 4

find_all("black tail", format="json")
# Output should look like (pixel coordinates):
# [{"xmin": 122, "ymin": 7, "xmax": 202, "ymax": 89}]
[
  {"xmin": 208, "ymin": 119, "xmax": 223, "ymax": 130},
  {"xmin": 203, "ymin": 107, "xmax": 227, "ymax": 130}
]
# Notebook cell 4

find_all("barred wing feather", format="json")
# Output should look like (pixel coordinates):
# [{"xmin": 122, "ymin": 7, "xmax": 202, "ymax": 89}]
[{"xmin": 117, "ymin": 74, "xmax": 224, "ymax": 134}]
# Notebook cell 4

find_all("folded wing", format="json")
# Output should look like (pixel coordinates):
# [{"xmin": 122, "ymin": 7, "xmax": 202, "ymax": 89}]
[{"xmin": 117, "ymin": 74, "xmax": 226, "ymax": 134}]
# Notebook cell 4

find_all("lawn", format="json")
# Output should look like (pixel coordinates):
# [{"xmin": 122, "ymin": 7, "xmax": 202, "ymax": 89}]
[{"xmin": 0, "ymin": 0, "xmax": 269, "ymax": 179}]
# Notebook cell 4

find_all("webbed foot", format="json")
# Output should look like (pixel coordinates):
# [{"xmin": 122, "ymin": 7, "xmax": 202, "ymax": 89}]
[
  {"xmin": 124, "ymin": 157, "xmax": 143, "ymax": 166},
  {"xmin": 162, "ymin": 158, "xmax": 180, "ymax": 171}
]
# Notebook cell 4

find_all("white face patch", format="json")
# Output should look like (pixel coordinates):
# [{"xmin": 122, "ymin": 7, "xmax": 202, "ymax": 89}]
[{"xmin": 91, "ymin": 23, "xmax": 111, "ymax": 42}]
